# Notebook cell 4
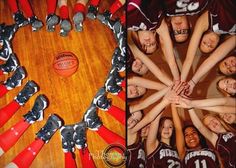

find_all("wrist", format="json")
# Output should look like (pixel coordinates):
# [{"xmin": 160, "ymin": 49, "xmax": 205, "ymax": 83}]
[{"xmin": 191, "ymin": 79, "xmax": 196, "ymax": 85}]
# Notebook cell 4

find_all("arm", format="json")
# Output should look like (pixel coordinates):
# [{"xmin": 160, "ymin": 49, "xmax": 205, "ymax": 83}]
[
  {"xmin": 157, "ymin": 19, "xmax": 180, "ymax": 81},
  {"xmin": 181, "ymin": 11, "xmax": 209, "ymax": 81},
  {"xmin": 129, "ymin": 87, "xmax": 169, "ymax": 113},
  {"xmin": 198, "ymin": 106, "xmax": 236, "ymax": 114},
  {"xmin": 128, "ymin": 43, "xmax": 173, "ymax": 86},
  {"xmin": 171, "ymin": 104, "xmax": 186, "ymax": 160},
  {"xmin": 188, "ymin": 109, "xmax": 218, "ymax": 147},
  {"xmin": 128, "ymin": 76, "xmax": 166, "ymax": 90}
]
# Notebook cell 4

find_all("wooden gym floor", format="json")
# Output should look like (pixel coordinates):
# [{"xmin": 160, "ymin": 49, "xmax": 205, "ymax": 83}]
[{"xmin": 0, "ymin": 0, "xmax": 125, "ymax": 167}]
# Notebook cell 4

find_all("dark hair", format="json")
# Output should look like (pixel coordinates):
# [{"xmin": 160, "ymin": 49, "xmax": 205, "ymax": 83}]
[
  {"xmin": 183, "ymin": 125, "xmax": 208, "ymax": 149},
  {"xmin": 157, "ymin": 117, "xmax": 176, "ymax": 147}
]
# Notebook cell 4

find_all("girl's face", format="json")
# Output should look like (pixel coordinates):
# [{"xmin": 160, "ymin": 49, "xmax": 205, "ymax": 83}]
[
  {"xmin": 200, "ymin": 32, "xmax": 220, "ymax": 53},
  {"xmin": 203, "ymin": 116, "xmax": 224, "ymax": 133},
  {"xmin": 161, "ymin": 119, "xmax": 174, "ymax": 139},
  {"xmin": 171, "ymin": 16, "xmax": 189, "ymax": 42},
  {"xmin": 127, "ymin": 85, "xmax": 146, "ymax": 98},
  {"xmin": 219, "ymin": 56, "xmax": 236, "ymax": 75},
  {"xmin": 138, "ymin": 30, "xmax": 157, "ymax": 54},
  {"xmin": 219, "ymin": 113, "xmax": 236, "ymax": 124},
  {"xmin": 132, "ymin": 58, "xmax": 149, "ymax": 75},
  {"xmin": 184, "ymin": 127, "xmax": 200, "ymax": 149},
  {"xmin": 218, "ymin": 78, "xmax": 236, "ymax": 95}
]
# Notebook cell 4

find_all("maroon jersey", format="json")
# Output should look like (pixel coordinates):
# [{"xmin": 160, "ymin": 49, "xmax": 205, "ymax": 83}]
[
  {"xmin": 216, "ymin": 132, "xmax": 236, "ymax": 168},
  {"xmin": 146, "ymin": 142, "xmax": 181, "ymax": 168},
  {"xmin": 127, "ymin": 138, "xmax": 146, "ymax": 168},
  {"xmin": 208, "ymin": 0, "xmax": 236, "ymax": 35},
  {"xmin": 164, "ymin": 0, "xmax": 209, "ymax": 16},
  {"xmin": 183, "ymin": 148, "xmax": 220, "ymax": 168},
  {"xmin": 127, "ymin": 0, "xmax": 164, "ymax": 31}
]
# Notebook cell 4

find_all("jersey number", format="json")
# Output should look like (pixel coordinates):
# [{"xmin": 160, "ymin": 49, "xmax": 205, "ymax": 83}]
[
  {"xmin": 167, "ymin": 159, "xmax": 181, "ymax": 168},
  {"xmin": 194, "ymin": 159, "xmax": 207, "ymax": 168},
  {"xmin": 176, "ymin": 0, "xmax": 199, "ymax": 13}
]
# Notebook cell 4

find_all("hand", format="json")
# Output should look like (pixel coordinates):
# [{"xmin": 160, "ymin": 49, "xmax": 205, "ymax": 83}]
[
  {"xmin": 163, "ymin": 87, "xmax": 179, "ymax": 103},
  {"xmin": 127, "ymin": 111, "xmax": 142, "ymax": 129},
  {"xmin": 175, "ymin": 97, "xmax": 192, "ymax": 109},
  {"xmin": 172, "ymin": 80, "xmax": 188, "ymax": 95},
  {"xmin": 184, "ymin": 80, "xmax": 195, "ymax": 96}
]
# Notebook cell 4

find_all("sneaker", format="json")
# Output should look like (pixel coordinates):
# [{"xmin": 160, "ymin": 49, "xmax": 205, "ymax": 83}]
[
  {"xmin": 36, "ymin": 114, "xmax": 62, "ymax": 143},
  {"xmin": 60, "ymin": 125, "xmax": 75, "ymax": 152},
  {"xmin": 4, "ymin": 66, "xmax": 26, "ymax": 90},
  {"xmin": 13, "ymin": 11, "xmax": 29, "ymax": 27},
  {"xmin": 28, "ymin": 16, "xmax": 43, "ymax": 31},
  {"xmin": 14, "ymin": 80, "xmax": 38, "ymax": 106},
  {"xmin": 0, "ymin": 23, "xmax": 18, "ymax": 41},
  {"xmin": 60, "ymin": 19, "xmax": 72, "ymax": 36},
  {"xmin": 83, "ymin": 104, "xmax": 102, "ymax": 131},
  {"xmin": 23, "ymin": 95, "xmax": 48, "ymax": 124},
  {"xmin": 110, "ymin": 66, "xmax": 124, "ymax": 85},
  {"xmin": 92, "ymin": 87, "xmax": 111, "ymax": 111},
  {"xmin": 74, "ymin": 121, "xmax": 87, "ymax": 149},
  {"xmin": 97, "ymin": 10, "xmax": 111, "ymax": 25},
  {"xmin": 111, "ymin": 48, "xmax": 125, "ymax": 72},
  {"xmin": 73, "ymin": 12, "xmax": 84, "ymax": 32},
  {"xmin": 0, "ymin": 53, "xmax": 19, "ymax": 74},
  {"xmin": 46, "ymin": 14, "xmax": 60, "ymax": 32},
  {"xmin": 86, "ymin": 5, "xmax": 98, "ymax": 20},
  {"xmin": 105, "ymin": 68, "xmax": 122, "ymax": 95},
  {"xmin": 0, "ymin": 39, "xmax": 12, "ymax": 61}
]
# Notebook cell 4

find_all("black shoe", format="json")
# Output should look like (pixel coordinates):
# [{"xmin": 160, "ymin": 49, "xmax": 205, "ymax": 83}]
[
  {"xmin": 0, "ymin": 53, "xmax": 19, "ymax": 74},
  {"xmin": 60, "ymin": 125, "xmax": 75, "ymax": 152},
  {"xmin": 4, "ymin": 66, "xmax": 26, "ymax": 90},
  {"xmin": 86, "ymin": 5, "xmax": 98, "ymax": 20},
  {"xmin": 23, "ymin": 95, "xmax": 48, "ymax": 124},
  {"xmin": 14, "ymin": 80, "xmax": 38, "ymax": 106},
  {"xmin": 13, "ymin": 11, "xmax": 29, "ymax": 27},
  {"xmin": 93, "ymin": 87, "xmax": 111, "ymax": 111},
  {"xmin": 97, "ymin": 10, "xmax": 111, "ymax": 25},
  {"xmin": 0, "ymin": 39, "xmax": 12, "ymax": 61},
  {"xmin": 74, "ymin": 121, "xmax": 87, "ymax": 149},
  {"xmin": 36, "ymin": 114, "xmax": 62, "ymax": 143},
  {"xmin": 73, "ymin": 12, "xmax": 84, "ymax": 32},
  {"xmin": 105, "ymin": 67, "xmax": 122, "ymax": 95},
  {"xmin": 28, "ymin": 16, "xmax": 43, "ymax": 31},
  {"xmin": 111, "ymin": 48, "xmax": 125, "ymax": 72},
  {"xmin": 46, "ymin": 14, "xmax": 60, "ymax": 32},
  {"xmin": 110, "ymin": 66, "xmax": 124, "ymax": 85},
  {"xmin": 83, "ymin": 104, "xmax": 102, "ymax": 131},
  {"xmin": 60, "ymin": 19, "xmax": 72, "ymax": 36},
  {"xmin": 0, "ymin": 23, "xmax": 18, "ymax": 41}
]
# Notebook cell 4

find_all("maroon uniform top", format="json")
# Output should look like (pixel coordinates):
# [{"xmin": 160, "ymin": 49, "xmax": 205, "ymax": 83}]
[
  {"xmin": 127, "ymin": 138, "xmax": 146, "ymax": 168},
  {"xmin": 127, "ymin": 0, "xmax": 164, "ymax": 31},
  {"xmin": 183, "ymin": 148, "xmax": 220, "ymax": 168},
  {"xmin": 146, "ymin": 142, "xmax": 181, "ymax": 168},
  {"xmin": 163, "ymin": 0, "xmax": 209, "ymax": 16},
  {"xmin": 216, "ymin": 132, "xmax": 236, "ymax": 168},
  {"xmin": 208, "ymin": 0, "xmax": 236, "ymax": 35}
]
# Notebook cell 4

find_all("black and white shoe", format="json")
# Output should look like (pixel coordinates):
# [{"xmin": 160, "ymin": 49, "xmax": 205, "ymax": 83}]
[
  {"xmin": 73, "ymin": 12, "xmax": 84, "ymax": 32},
  {"xmin": 105, "ymin": 67, "xmax": 122, "ymax": 95},
  {"xmin": 0, "ymin": 39, "xmax": 13, "ymax": 61},
  {"xmin": 4, "ymin": 66, "xmax": 26, "ymax": 90},
  {"xmin": 36, "ymin": 114, "xmax": 62, "ymax": 143},
  {"xmin": 0, "ymin": 23, "xmax": 18, "ymax": 41},
  {"xmin": 111, "ymin": 48, "xmax": 126, "ymax": 72},
  {"xmin": 60, "ymin": 19, "xmax": 72, "ymax": 36},
  {"xmin": 83, "ymin": 104, "xmax": 102, "ymax": 131},
  {"xmin": 97, "ymin": 10, "xmax": 111, "ymax": 25},
  {"xmin": 24, "ymin": 95, "xmax": 48, "ymax": 124},
  {"xmin": 14, "ymin": 80, "xmax": 38, "ymax": 106},
  {"xmin": 74, "ymin": 121, "xmax": 87, "ymax": 149},
  {"xmin": 60, "ymin": 125, "xmax": 75, "ymax": 152},
  {"xmin": 86, "ymin": 5, "xmax": 98, "ymax": 20},
  {"xmin": 0, "ymin": 53, "xmax": 19, "ymax": 74},
  {"xmin": 28, "ymin": 16, "xmax": 43, "ymax": 31},
  {"xmin": 93, "ymin": 87, "xmax": 111, "ymax": 111},
  {"xmin": 46, "ymin": 14, "xmax": 60, "ymax": 32},
  {"xmin": 13, "ymin": 11, "xmax": 29, "ymax": 27}
]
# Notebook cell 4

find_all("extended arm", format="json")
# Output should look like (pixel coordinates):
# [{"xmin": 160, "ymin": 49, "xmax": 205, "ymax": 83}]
[{"xmin": 199, "ymin": 106, "xmax": 236, "ymax": 114}]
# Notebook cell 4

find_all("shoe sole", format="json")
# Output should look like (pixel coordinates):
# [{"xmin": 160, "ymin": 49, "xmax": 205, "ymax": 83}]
[
  {"xmin": 46, "ymin": 15, "xmax": 59, "ymax": 32},
  {"xmin": 60, "ymin": 20, "xmax": 72, "ymax": 36},
  {"xmin": 73, "ymin": 13, "xmax": 84, "ymax": 32}
]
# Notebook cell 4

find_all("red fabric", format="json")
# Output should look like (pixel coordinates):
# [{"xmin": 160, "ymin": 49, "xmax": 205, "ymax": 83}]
[
  {"xmin": 0, "ymin": 119, "xmax": 30, "ymax": 152},
  {"xmin": 12, "ymin": 139, "xmax": 44, "ymax": 168},
  {"xmin": 108, "ymin": 105, "xmax": 125, "ymax": 125},
  {"xmin": 79, "ymin": 148, "xmax": 96, "ymax": 168},
  {"xmin": 0, "ymin": 100, "xmax": 21, "ymax": 128},
  {"xmin": 7, "ymin": 0, "xmax": 19, "ymax": 13},
  {"xmin": 60, "ymin": 5, "xmax": 69, "ymax": 19},
  {"xmin": 0, "ymin": 70, "xmax": 3, "ymax": 76},
  {"xmin": 0, "ymin": 84, "xmax": 9, "ymax": 98},
  {"xmin": 47, "ymin": 0, "xmax": 57, "ymax": 14},
  {"xmin": 89, "ymin": 0, "xmax": 100, "ymax": 6},
  {"xmin": 96, "ymin": 125, "xmax": 125, "ymax": 146},
  {"xmin": 73, "ymin": 3, "xmax": 86, "ymax": 14},
  {"xmin": 118, "ymin": 90, "xmax": 125, "ymax": 101},
  {"xmin": 18, "ymin": 0, "xmax": 33, "ymax": 17},
  {"xmin": 120, "ymin": 13, "xmax": 125, "ymax": 25},
  {"xmin": 120, "ymin": 80, "xmax": 126, "ymax": 87},
  {"xmin": 110, "ymin": 0, "xmax": 123, "ymax": 15},
  {"xmin": 65, "ymin": 152, "xmax": 77, "ymax": 168}
]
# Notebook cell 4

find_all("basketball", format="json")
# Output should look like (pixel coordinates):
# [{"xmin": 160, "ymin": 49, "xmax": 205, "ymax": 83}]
[{"xmin": 53, "ymin": 51, "xmax": 79, "ymax": 77}]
